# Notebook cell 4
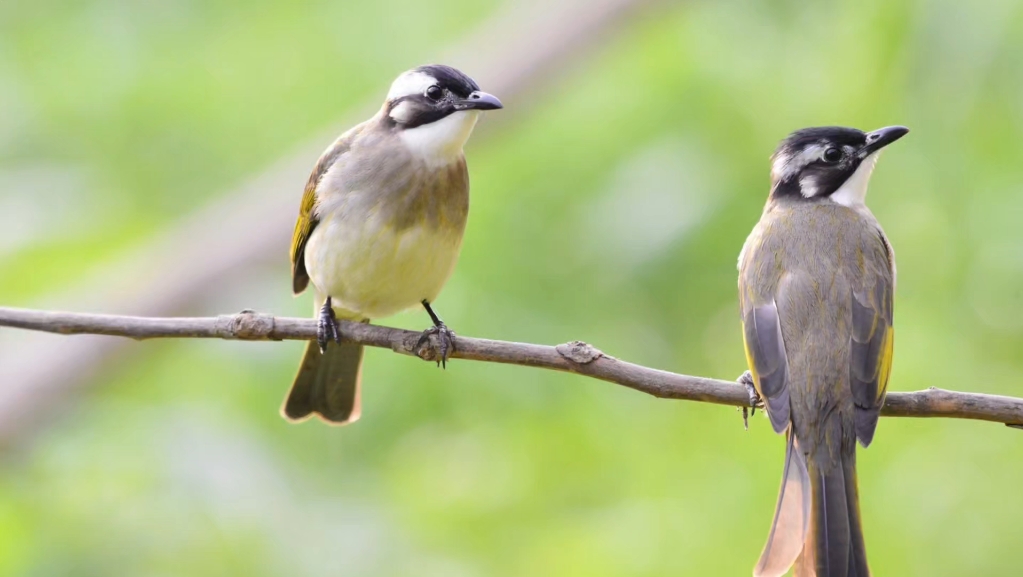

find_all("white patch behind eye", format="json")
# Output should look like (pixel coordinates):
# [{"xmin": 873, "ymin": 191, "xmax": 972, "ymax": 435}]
[
  {"xmin": 386, "ymin": 71, "xmax": 437, "ymax": 100},
  {"xmin": 388, "ymin": 100, "xmax": 415, "ymax": 124},
  {"xmin": 831, "ymin": 151, "xmax": 880, "ymax": 207},
  {"xmin": 399, "ymin": 110, "xmax": 480, "ymax": 167},
  {"xmin": 771, "ymin": 143, "xmax": 826, "ymax": 181}
]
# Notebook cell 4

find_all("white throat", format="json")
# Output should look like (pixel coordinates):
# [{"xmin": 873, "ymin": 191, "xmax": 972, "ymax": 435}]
[
  {"xmin": 831, "ymin": 151, "xmax": 880, "ymax": 207},
  {"xmin": 399, "ymin": 110, "xmax": 479, "ymax": 167}
]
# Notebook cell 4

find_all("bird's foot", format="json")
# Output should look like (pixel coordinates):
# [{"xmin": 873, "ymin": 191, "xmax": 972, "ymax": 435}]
[
  {"xmin": 737, "ymin": 370, "xmax": 764, "ymax": 431},
  {"xmin": 317, "ymin": 298, "xmax": 342, "ymax": 353},
  {"xmin": 416, "ymin": 324, "xmax": 455, "ymax": 368}
]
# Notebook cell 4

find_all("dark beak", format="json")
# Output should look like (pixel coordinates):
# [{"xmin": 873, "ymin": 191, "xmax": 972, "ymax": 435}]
[
  {"xmin": 862, "ymin": 125, "xmax": 909, "ymax": 155},
  {"xmin": 454, "ymin": 90, "xmax": 503, "ymax": 111}
]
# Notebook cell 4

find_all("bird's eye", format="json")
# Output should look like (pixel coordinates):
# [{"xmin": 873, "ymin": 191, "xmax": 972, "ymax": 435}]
[
  {"xmin": 425, "ymin": 85, "xmax": 443, "ymax": 101},
  {"xmin": 822, "ymin": 147, "xmax": 842, "ymax": 163}
]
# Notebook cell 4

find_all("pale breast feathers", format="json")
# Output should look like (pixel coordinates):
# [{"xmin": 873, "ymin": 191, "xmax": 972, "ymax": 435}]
[{"xmin": 301, "ymin": 123, "xmax": 471, "ymax": 319}]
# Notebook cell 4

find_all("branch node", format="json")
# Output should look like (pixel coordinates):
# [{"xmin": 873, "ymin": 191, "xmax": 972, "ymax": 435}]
[
  {"xmin": 410, "ymin": 331, "xmax": 456, "ymax": 365},
  {"xmin": 556, "ymin": 341, "xmax": 603, "ymax": 364},
  {"xmin": 416, "ymin": 343, "xmax": 437, "ymax": 362},
  {"xmin": 395, "ymin": 332, "xmax": 433, "ymax": 360},
  {"xmin": 215, "ymin": 312, "xmax": 275, "ymax": 340}
]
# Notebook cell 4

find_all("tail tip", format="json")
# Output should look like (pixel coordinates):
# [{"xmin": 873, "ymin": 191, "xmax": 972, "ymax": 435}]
[{"xmin": 280, "ymin": 405, "xmax": 361, "ymax": 426}]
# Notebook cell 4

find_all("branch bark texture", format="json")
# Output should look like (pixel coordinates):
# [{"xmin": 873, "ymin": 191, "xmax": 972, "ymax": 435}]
[{"xmin": 2, "ymin": 307, "xmax": 1020, "ymax": 428}]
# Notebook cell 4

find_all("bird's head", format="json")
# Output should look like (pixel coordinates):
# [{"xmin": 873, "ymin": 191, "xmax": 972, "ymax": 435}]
[
  {"xmin": 383, "ymin": 65, "xmax": 503, "ymax": 165},
  {"xmin": 769, "ymin": 125, "xmax": 909, "ymax": 206}
]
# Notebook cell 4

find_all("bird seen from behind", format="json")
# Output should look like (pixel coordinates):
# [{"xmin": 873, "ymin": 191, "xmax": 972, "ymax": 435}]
[{"xmin": 738, "ymin": 124, "xmax": 908, "ymax": 577}]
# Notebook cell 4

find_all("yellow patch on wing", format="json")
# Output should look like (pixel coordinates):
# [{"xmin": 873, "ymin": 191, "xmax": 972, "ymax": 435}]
[
  {"xmin": 876, "ymin": 326, "xmax": 894, "ymax": 403},
  {"xmin": 291, "ymin": 186, "xmax": 317, "ymax": 267},
  {"xmin": 290, "ymin": 184, "xmax": 318, "ymax": 294},
  {"xmin": 742, "ymin": 325, "xmax": 764, "ymax": 398}
]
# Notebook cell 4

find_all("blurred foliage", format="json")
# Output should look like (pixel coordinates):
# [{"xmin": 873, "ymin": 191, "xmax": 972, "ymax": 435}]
[{"xmin": 2, "ymin": 0, "xmax": 1023, "ymax": 575}]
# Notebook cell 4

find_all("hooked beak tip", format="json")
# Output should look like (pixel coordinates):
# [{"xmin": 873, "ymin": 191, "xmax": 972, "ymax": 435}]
[
  {"xmin": 457, "ymin": 90, "xmax": 503, "ymax": 111},
  {"xmin": 863, "ymin": 125, "xmax": 909, "ymax": 154}
]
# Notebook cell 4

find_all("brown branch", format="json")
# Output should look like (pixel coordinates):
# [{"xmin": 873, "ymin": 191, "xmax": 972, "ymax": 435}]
[{"xmin": 2, "ymin": 306, "xmax": 1021, "ymax": 428}]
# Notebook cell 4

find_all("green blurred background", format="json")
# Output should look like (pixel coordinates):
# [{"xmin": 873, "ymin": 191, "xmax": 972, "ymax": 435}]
[{"xmin": 1, "ymin": 0, "xmax": 1022, "ymax": 574}]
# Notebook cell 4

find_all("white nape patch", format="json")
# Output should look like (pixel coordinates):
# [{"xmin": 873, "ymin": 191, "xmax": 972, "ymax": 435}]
[
  {"xmin": 771, "ymin": 143, "xmax": 826, "ymax": 182},
  {"xmin": 831, "ymin": 151, "xmax": 880, "ymax": 207},
  {"xmin": 386, "ymin": 71, "xmax": 436, "ymax": 100},
  {"xmin": 399, "ymin": 110, "xmax": 480, "ymax": 167},
  {"xmin": 798, "ymin": 175, "xmax": 819, "ymax": 198}
]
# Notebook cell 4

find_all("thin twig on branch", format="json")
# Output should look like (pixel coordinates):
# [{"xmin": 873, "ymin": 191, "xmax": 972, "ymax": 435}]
[{"xmin": 2, "ymin": 306, "xmax": 1021, "ymax": 429}]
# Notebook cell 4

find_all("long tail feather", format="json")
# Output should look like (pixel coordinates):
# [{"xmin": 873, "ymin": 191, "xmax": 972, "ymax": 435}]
[
  {"xmin": 793, "ymin": 451, "xmax": 869, "ymax": 577},
  {"xmin": 755, "ymin": 431, "xmax": 811, "ymax": 577}
]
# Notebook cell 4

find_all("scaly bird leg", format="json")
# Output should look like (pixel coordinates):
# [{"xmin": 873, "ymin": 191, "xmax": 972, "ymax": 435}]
[
  {"xmin": 317, "ymin": 296, "xmax": 342, "ymax": 354},
  {"xmin": 737, "ymin": 370, "xmax": 764, "ymax": 431},
  {"xmin": 417, "ymin": 300, "xmax": 455, "ymax": 368}
]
